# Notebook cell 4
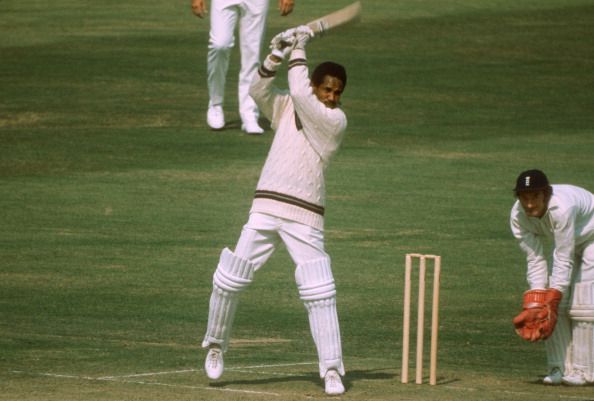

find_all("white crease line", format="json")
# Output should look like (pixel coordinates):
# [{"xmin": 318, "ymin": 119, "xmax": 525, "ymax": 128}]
[
  {"xmin": 97, "ymin": 369, "xmax": 199, "ymax": 380},
  {"xmin": 443, "ymin": 385, "xmax": 594, "ymax": 401},
  {"xmin": 102, "ymin": 378, "xmax": 281, "ymax": 396},
  {"xmin": 12, "ymin": 371, "xmax": 96, "ymax": 381},
  {"xmin": 96, "ymin": 362, "xmax": 316, "ymax": 380},
  {"xmin": 10, "ymin": 370, "xmax": 281, "ymax": 397}
]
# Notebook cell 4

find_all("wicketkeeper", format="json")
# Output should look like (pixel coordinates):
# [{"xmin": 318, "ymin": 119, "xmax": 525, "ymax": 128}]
[
  {"xmin": 200, "ymin": 26, "xmax": 348, "ymax": 395},
  {"xmin": 510, "ymin": 169, "xmax": 594, "ymax": 385}
]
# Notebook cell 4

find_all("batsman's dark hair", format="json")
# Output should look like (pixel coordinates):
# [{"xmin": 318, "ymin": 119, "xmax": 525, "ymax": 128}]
[{"xmin": 311, "ymin": 62, "xmax": 347, "ymax": 88}]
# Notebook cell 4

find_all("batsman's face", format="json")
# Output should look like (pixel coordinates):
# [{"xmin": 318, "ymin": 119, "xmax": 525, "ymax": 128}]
[
  {"xmin": 518, "ymin": 190, "xmax": 548, "ymax": 218},
  {"xmin": 312, "ymin": 76, "xmax": 344, "ymax": 109}
]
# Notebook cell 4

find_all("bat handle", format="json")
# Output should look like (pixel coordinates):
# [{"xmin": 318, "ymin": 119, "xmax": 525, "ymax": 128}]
[{"xmin": 308, "ymin": 20, "xmax": 327, "ymax": 36}]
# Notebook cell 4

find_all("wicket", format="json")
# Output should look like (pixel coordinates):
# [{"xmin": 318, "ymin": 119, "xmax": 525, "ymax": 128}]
[{"xmin": 401, "ymin": 253, "xmax": 441, "ymax": 385}]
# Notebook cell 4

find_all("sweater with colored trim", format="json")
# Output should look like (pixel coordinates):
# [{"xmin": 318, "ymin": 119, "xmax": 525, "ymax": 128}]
[{"xmin": 248, "ymin": 49, "xmax": 347, "ymax": 230}]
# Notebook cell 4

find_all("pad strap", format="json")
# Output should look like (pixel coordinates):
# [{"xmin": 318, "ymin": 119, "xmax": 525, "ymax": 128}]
[
  {"xmin": 570, "ymin": 281, "xmax": 594, "ymax": 322},
  {"xmin": 213, "ymin": 248, "xmax": 255, "ymax": 292},
  {"xmin": 295, "ymin": 257, "xmax": 336, "ymax": 301}
]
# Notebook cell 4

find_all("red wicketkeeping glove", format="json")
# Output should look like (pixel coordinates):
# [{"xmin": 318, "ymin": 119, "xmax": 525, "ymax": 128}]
[
  {"xmin": 512, "ymin": 288, "xmax": 562, "ymax": 342},
  {"xmin": 540, "ymin": 288, "xmax": 562, "ymax": 340}
]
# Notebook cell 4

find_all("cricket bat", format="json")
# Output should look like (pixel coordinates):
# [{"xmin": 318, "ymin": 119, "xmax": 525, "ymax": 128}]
[{"xmin": 306, "ymin": 1, "xmax": 362, "ymax": 35}]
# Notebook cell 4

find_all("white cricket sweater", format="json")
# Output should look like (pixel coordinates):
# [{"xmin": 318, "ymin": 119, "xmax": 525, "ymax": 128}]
[
  {"xmin": 248, "ymin": 49, "xmax": 347, "ymax": 230},
  {"xmin": 510, "ymin": 184, "xmax": 594, "ymax": 293}
]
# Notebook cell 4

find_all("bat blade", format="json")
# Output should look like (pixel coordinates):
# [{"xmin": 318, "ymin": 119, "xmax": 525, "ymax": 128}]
[{"xmin": 306, "ymin": 1, "xmax": 362, "ymax": 35}]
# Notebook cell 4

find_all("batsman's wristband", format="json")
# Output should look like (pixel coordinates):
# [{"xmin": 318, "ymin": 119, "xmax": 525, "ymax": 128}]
[{"xmin": 263, "ymin": 55, "xmax": 282, "ymax": 72}]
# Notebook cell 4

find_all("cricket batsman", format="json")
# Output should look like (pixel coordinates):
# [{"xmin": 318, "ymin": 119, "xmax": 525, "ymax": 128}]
[
  {"xmin": 200, "ymin": 26, "xmax": 348, "ymax": 395},
  {"xmin": 510, "ymin": 169, "xmax": 594, "ymax": 385}
]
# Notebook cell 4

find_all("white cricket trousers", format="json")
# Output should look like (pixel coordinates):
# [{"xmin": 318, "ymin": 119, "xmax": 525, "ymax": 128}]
[
  {"xmin": 207, "ymin": 0, "xmax": 269, "ymax": 120},
  {"xmin": 231, "ymin": 212, "xmax": 345, "ymax": 377},
  {"xmin": 234, "ymin": 212, "xmax": 328, "ymax": 268}
]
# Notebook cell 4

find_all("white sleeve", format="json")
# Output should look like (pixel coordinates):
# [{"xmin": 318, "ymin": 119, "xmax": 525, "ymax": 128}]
[
  {"xmin": 287, "ymin": 49, "xmax": 347, "ymax": 162},
  {"xmin": 249, "ymin": 56, "xmax": 284, "ymax": 123},
  {"xmin": 510, "ymin": 205, "xmax": 548, "ymax": 289},
  {"xmin": 549, "ymin": 207, "xmax": 577, "ymax": 293}
]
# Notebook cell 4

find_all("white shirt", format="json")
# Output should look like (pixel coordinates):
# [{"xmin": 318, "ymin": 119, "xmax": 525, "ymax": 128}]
[
  {"xmin": 248, "ymin": 49, "xmax": 347, "ymax": 230},
  {"xmin": 510, "ymin": 184, "xmax": 594, "ymax": 293}
]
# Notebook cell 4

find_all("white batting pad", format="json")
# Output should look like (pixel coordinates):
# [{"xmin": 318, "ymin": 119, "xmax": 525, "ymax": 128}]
[
  {"xmin": 570, "ymin": 281, "xmax": 594, "ymax": 322},
  {"xmin": 545, "ymin": 283, "xmax": 572, "ymax": 373},
  {"xmin": 202, "ymin": 248, "xmax": 255, "ymax": 351},
  {"xmin": 295, "ymin": 257, "xmax": 344, "ymax": 378},
  {"xmin": 567, "ymin": 281, "xmax": 594, "ymax": 381},
  {"xmin": 571, "ymin": 322, "xmax": 594, "ymax": 382},
  {"xmin": 545, "ymin": 307, "xmax": 572, "ymax": 374}
]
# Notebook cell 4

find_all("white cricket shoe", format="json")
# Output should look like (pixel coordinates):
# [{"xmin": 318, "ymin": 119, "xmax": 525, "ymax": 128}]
[
  {"xmin": 241, "ymin": 117, "xmax": 264, "ymax": 135},
  {"xmin": 207, "ymin": 105, "xmax": 225, "ymax": 130},
  {"xmin": 204, "ymin": 347, "xmax": 224, "ymax": 380},
  {"xmin": 543, "ymin": 367, "xmax": 562, "ymax": 385},
  {"xmin": 324, "ymin": 369, "xmax": 345, "ymax": 395},
  {"xmin": 562, "ymin": 369, "xmax": 587, "ymax": 386}
]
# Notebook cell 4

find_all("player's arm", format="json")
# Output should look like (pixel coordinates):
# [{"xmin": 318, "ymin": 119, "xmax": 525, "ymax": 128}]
[
  {"xmin": 287, "ymin": 30, "xmax": 347, "ymax": 161},
  {"xmin": 191, "ymin": 0, "xmax": 207, "ymax": 18},
  {"xmin": 510, "ymin": 204, "xmax": 563, "ymax": 342},
  {"xmin": 249, "ymin": 32, "xmax": 292, "ymax": 123},
  {"xmin": 510, "ymin": 206, "xmax": 548, "ymax": 289},
  {"xmin": 549, "ymin": 207, "xmax": 578, "ymax": 293}
]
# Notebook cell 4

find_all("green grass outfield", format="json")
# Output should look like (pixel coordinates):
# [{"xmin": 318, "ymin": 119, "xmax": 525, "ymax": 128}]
[{"xmin": 1, "ymin": 0, "xmax": 594, "ymax": 399}]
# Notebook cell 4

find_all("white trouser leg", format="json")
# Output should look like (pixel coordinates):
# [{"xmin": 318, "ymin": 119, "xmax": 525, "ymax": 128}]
[
  {"xmin": 275, "ymin": 215, "xmax": 344, "ymax": 378},
  {"xmin": 545, "ymin": 298, "xmax": 572, "ymax": 374},
  {"xmin": 237, "ymin": 0, "xmax": 268, "ymax": 121},
  {"xmin": 295, "ymin": 257, "xmax": 345, "ymax": 378},
  {"xmin": 202, "ymin": 248, "xmax": 255, "ymax": 352},
  {"xmin": 207, "ymin": 3, "xmax": 238, "ymax": 108},
  {"xmin": 224, "ymin": 213, "xmax": 345, "ymax": 378},
  {"xmin": 233, "ymin": 213, "xmax": 280, "ymax": 268},
  {"xmin": 234, "ymin": 213, "xmax": 327, "ymax": 267}
]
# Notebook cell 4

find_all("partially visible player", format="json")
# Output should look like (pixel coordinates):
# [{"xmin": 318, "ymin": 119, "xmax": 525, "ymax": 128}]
[
  {"xmin": 510, "ymin": 169, "xmax": 594, "ymax": 385},
  {"xmin": 191, "ymin": 0, "xmax": 295, "ymax": 134},
  {"xmin": 199, "ymin": 26, "xmax": 348, "ymax": 395}
]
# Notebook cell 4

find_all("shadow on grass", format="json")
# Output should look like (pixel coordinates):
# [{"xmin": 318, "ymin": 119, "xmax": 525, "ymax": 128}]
[
  {"xmin": 208, "ymin": 367, "xmax": 398, "ymax": 392},
  {"xmin": 208, "ymin": 371, "xmax": 320, "ymax": 388}
]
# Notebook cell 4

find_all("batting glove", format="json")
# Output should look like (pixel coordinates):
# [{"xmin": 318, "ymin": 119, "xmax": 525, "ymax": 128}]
[
  {"xmin": 269, "ymin": 28, "xmax": 296, "ymax": 60},
  {"xmin": 293, "ymin": 25, "xmax": 314, "ymax": 50}
]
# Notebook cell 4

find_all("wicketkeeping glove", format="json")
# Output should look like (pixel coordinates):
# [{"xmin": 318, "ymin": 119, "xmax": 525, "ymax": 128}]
[{"xmin": 513, "ymin": 288, "xmax": 562, "ymax": 342}]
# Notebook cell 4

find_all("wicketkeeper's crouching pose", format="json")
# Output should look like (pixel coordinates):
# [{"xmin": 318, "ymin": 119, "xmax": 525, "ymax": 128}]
[
  {"xmin": 200, "ymin": 26, "xmax": 348, "ymax": 395},
  {"xmin": 511, "ymin": 169, "xmax": 594, "ymax": 385}
]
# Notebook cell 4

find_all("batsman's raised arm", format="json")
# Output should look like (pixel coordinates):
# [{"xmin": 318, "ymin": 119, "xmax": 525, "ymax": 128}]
[
  {"xmin": 248, "ymin": 31, "xmax": 294, "ymax": 123},
  {"xmin": 286, "ymin": 27, "xmax": 347, "ymax": 162}
]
